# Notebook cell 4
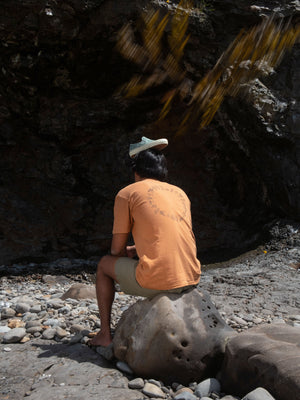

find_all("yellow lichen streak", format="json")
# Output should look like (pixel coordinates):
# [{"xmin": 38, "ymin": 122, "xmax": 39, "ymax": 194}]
[{"xmin": 116, "ymin": 3, "xmax": 300, "ymax": 134}]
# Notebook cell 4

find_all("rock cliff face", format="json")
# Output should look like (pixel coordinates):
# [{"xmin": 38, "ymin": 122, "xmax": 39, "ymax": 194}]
[{"xmin": 0, "ymin": 0, "xmax": 299, "ymax": 264}]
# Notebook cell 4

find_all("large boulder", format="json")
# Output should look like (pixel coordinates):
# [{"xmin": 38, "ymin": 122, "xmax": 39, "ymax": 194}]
[
  {"xmin": 113, "ymin": 288, "xmax": 236, "ymax": 384},
  {"xmin": 220, "ymin": 323, "xmax": 300, "ymax": 400}
]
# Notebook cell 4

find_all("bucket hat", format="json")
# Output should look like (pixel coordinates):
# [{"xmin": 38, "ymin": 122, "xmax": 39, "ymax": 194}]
[{"xmin": 129, "ymin": 136, "xmax": 168, "ymax": 158}]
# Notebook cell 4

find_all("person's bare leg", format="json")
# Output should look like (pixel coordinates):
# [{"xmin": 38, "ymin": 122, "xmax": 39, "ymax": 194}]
[{"xmin": 89, "ymin": 255, "xmax": 119, "ymax": 346}]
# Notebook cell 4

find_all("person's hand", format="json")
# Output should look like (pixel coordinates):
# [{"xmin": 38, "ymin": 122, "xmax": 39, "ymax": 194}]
[{"xmin": 126, "ymin": 245, "xmax": 137, "ymax": 258}]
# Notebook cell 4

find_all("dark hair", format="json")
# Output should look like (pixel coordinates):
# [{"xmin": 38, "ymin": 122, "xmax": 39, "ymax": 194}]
[{"xmin": 132, "ymin": 149, "xmax": 168, "ymax": 181}]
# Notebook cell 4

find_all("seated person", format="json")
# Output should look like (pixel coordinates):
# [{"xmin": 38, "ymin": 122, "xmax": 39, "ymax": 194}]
[{"xmin": 90, "ymin": 137, "xmax": 201, "ymax": 346}]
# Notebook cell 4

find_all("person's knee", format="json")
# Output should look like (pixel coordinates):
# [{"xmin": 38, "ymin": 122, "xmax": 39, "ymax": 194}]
[
  {"xmin": 97, "ymin": 255, "xmax": 117, "ymax": 280},
  {"xmin": 97, "ymin": 255, "xmax": 109, "ymax": 273}
]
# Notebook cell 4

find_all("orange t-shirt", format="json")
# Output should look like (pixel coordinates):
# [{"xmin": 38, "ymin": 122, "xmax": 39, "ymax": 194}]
[{"xmin": 113, "ymin": 179, "xmax": 201, "ymax": 290}]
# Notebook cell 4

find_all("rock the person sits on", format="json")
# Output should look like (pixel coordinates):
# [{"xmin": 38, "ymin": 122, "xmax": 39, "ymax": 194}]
[{"xmin": 113, "ymin": 288, "xmax": 236, "ymax": 385}]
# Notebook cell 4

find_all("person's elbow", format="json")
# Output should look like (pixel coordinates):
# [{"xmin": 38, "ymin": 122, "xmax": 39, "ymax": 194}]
[
  {"xmin": 110, "ymin": 247, "xmax": 124, "ymax": 257},
  {"xmin": 111, "ymin": 233, "xmax": 129, "ymax": 257}
]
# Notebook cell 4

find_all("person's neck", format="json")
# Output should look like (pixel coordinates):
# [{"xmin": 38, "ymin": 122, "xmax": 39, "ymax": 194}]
[
  {"xmin": 134, "ymin": 173, "xmax": 144, "ymax": 182},
  {"xmin": 134, "ymin": 175, "xmax": 161, "ymax": 183}
]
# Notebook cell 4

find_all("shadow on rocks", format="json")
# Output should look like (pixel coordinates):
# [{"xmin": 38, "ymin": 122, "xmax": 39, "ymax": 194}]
[{"xmin": 32, "ymin": 340, "xmax": 113, "ymax": 369}]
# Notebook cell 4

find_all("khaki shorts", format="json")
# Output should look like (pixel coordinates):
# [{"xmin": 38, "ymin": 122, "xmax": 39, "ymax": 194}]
[{"xmin": 114, "ymin": 257, "xmax": 196, "ymax": 298}]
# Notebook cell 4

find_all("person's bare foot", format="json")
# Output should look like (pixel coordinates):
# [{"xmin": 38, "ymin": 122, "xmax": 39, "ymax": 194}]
[{"xmin": 88, "ymin": 330, "xmax": 112, "ymax": 347}]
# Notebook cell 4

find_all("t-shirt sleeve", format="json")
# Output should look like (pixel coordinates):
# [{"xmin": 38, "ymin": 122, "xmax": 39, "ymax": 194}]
[{"xmin": 112, "ymin": 191, "xmax": 132, "ymax": 234}]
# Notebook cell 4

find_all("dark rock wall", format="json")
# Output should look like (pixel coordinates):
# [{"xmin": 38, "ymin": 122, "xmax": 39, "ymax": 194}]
[{"xmin": 0, "ymin": 0, "xmax": 299, "ymax": 264}]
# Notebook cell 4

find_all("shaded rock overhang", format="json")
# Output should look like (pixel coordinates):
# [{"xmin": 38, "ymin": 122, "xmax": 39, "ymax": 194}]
[{"xmin": 0, "ymin": 0, "xmax": 299, "ymax": 264}]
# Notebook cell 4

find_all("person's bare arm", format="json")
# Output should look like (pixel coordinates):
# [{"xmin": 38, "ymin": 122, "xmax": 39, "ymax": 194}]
[{"xmin": 111, "ymin": 233, "xmax": 129, "ymax": 257}]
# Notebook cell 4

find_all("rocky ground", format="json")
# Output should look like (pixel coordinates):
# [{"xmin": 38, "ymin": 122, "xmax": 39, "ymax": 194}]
[{"xmin": 0, "ymin": 224, "xmax": 299, "ymax": 400}]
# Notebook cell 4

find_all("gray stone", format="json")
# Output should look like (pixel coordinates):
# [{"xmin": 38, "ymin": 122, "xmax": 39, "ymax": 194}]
[
  {"xmin": 68, "ymin": 333, "xmax": 84, "ymax": 344},
  {"xmin": 22, "ymin": 312, "xmax": 36, "ymax": 322},
  {"xmin": 188, "ymin": 382, "xmax": 197, "ymax": 391},
  {"xmin": 70, "ymin": 324, "xmax": 85, "ymax": 333},
  {"xmin": 161, "ymin": 385, "xmax": 171, "ymax": 394},
  {"xmin": 88, "ymin": 303, "xmax": 99, "ymax": 312},
  {"xmin": 61, "ymin": 283, "xmax": 96, "ymax": 300},
  {"xmin": 58, "ymin": 305, "xmax": 71, "ymax": 314},
  {"xmin": 46, "ymin": 299, "xmax": 65, "ymax": 309},
  {"xmin": 15, "ymin": 302, "xmax": 31, "ymax": 314},
  {"xmin": 96, "ymin": 342, "xmax": 115, "ymax": 361},
  {"xmin": 116, "ymin": 360, "xmax": 133, "ymax": 375},
  {"xmin": 51, "ymin": 293, "xmax": 64, "ymax": 299},
  {"xmin": 43, "ymin": 318, "xmax": 60, "ymax": 327},
  {"xmin": 231, "ymin": 315, "xmax": 248, "ymax": 326},
  {"xmin": 252, "ymin": 317, "xmax": 263, "ymax": 324},
  {"xmin": 25, "ymin": 320, "xmax": 42, "ymax": 329},
  {"xmin": 3, "ymin": 327, "xmax": 26, "ymax": 343},
  {"xmin": 242, "ymin": 387, "xmax": 275, "ymax": 400},
  {"xmin": 11, "ymin": 296, "xmax": 33, "ymax": 306},
  {"xmin": 220, "ymin": 396, "xmax": 240, "ymax": 400},
  {"xmin": 30, "ymin": 305, "xmax": 42, "ymax": 313},
  {"xmin": 221, "ymin": 323, "xmax": 300, "ymax": 400},
  {"xmin": 0, "ymin": 300, "xmax": 11, "ymax": 307},
  {"xmin": 172, "ymin": 382, "xmax": 182, "ymax": 391},
  {"xmin": 80, "ymin": 336, "xmax": 90, "ymax": 345},
  {"xmin": 289, "ymin": 314, "xmax": 300, "ymax": 322},
  {"xmin": 55, "ymin": 327, "xmax": 69, "ymax": 338},
  {"xmin": 1, "ymin": 307, "xmax": 16, "ymax": 319},
  {"xmin": 64, "ymin": 298, "xmax": 79, "ymax": 306},
  {"xmin": 142, "ymin": 382, "xmax": 166, "ymax": 398},
  {"xmin": 26, "ymin": 326, "xmax": 43, "ymax": 334},
  {"xmin": 42, "ymin": 328, "xmax": 57, "ymax": 339},
  {"xmin": 0, "ymin": 326, "xmax": 11, "ymax": 333},
  {"xmin": 42, "ymin": 275, "xmax": 70, "ymax": 284},
  {"xmin": 80, "ymin": 329, "xmax": 91, "ymax": 337},
  {"xmin": 174, "ymin": 390, "xmax": 198, "ymax": 400},
  {"xmin": 37, "ymin": 311, "xmax": 48, "ymax": 319},
  {"xmin": 194, "ymin": 378, "xmax": 221, "ymax": 398},
  {"xmin": 148, "ymin": 379, "xmax": 162, "ymax": 387},
  {"xmin": 128, "ymin": 377, "xmax": 145, "ymax": 389},
  {"xmin": 174, "ymin": 387, "xmax": 194, "ymax": 396},
  {"xmin": 113, "ymin": 289, "xmax": 235, "ymax": 384}
]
